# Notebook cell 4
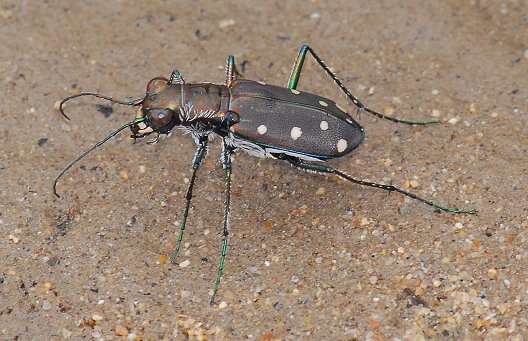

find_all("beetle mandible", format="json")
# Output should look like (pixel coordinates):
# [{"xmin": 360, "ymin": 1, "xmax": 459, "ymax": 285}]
[{"xmin": 54, "ymin": 44, "xmax": 476, "ymax": 304}]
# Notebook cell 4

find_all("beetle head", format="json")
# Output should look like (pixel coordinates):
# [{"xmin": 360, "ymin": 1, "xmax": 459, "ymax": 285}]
[
  {"xmin": 54, "ymin": 73, "xmax": 188, "ymax": 197},
  {"xmin": 131, "ymin": 77, "xmax": 183, "ymax": 138}
]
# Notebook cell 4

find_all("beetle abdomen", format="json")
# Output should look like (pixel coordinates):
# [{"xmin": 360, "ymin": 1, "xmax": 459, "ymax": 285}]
[{"xmin": 228, "ymin": 80, "xmax": 364, "ymax": 160}]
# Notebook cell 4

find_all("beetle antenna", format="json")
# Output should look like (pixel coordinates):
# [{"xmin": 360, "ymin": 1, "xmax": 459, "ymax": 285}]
[
  {"xmin": 58, "ymin": 93, "xmax": 144, "ymax": 120},
  {"xmin": 53, "ymin": 121, "xmax": 137, "ymax": 197}
]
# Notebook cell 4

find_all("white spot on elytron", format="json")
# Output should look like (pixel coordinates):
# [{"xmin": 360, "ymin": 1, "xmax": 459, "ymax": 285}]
[
  {"xmin": 319, "ymin": 100, "xmax": 328, "ymax": 107},
  {"xmin": 257, "ymin": 81, "xmax": 266, "ymax": 85},
  {"xmin": 257, "ymin": 124, "xmax": 267, "ymax": 135},
  {"xmin": 290, "ymin": 127, "xmax": 302, "ymax": 140},
  {"xmin": 337, "ymin": 139, "xmax": 348, "ymax": 153},
  {"xmin": 290, "ymin": 89, "xmax": 301, "ymax": 95},
  {"xmin": 320, "ymin": 120, "xmax": 328, "ymax": 130}
]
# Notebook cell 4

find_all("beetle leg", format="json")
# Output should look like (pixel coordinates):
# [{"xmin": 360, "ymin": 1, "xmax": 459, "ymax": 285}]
[
  {"xmin": 287, "ymin": 44, "xmax": 439, "ymax": 126},
  {"xmin": 287, "ymin": 45, "xmax": 309, "ymax": 90},
  {"xmin": 279, "ymin": 154, "xmax": 476, "ymax": 215},
  {"xmin": 211, "ymin": 139, "xmax": 235, "ymax": 305},
  {"xmin": 225, "ymin": 55, "xmax": 242, "ymax": 87},
  {"xmin": 170, "ymin": 136, "xmax": 209, "ymax": 263}
]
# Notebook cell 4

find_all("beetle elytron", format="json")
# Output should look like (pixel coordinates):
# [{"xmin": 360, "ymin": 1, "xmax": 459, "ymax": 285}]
[{"xmin": 54, "ymin": 44, "xmax": 476, "ymax": 304}]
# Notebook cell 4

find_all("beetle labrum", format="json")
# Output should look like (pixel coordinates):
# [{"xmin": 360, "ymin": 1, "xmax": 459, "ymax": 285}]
[{"xmin": 54, "ymin": 44, "xmax": 476, "ymax": 304}]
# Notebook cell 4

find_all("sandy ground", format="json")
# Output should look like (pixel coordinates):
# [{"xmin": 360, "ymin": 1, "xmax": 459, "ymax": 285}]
[{"xmin": 1, "ymin": 0, "xmax": 527, "ymax": 340}]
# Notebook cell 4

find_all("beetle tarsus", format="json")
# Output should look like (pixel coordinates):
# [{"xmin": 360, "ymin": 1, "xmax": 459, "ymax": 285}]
[{"xmin": 280, "ymin": 155, "xmax": 476, "ymax": 215}]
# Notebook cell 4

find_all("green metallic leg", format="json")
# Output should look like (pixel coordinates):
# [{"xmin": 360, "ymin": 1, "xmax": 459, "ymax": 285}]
[
  {"xmin": 279, "ymin": 154, "xmax": 476, "ymax": 215},
  {"xmin": 211, "ymin": 139, "xmax": 234, "ymax": 305},
  {"xmin": 287, "ymin": 44, "xmax": 439, "ymax": 126},
  {"xmin": 287, "ymin": 45, "xmax": 309, "ymax": 90},
  {"xmin": 170, "ymin": 137, "xmax": 209, "ymax": 263}
]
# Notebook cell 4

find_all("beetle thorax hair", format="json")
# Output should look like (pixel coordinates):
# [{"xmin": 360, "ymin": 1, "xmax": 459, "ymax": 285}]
[{"xmin": 178, "ymin": 102, "xmax": 217, "ymax": 123}]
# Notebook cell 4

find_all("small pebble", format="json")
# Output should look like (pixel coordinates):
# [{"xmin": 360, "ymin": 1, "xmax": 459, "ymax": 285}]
[
  {"xmin": 138, "ymin": 165, "xmax": 146, "ymax": 173},
  {"xmin": 115, "ymin": 325, "xmax": 128, "ymax": 336},
  {"xmin": 433, "ymin": 279, "xmax": 442, "ymax": 287},
  {"xmin": 491, "ymin": 112, "xmax": 499, "ymax": 118},
  {"xmin": 368, "ymin": 87, "xmax": 375, "ymax": 95},
  {"xmin": 218, "ymin": 301, "xmax": 228, "ymax": 309},
  {"xmin": 264, "ymin": 260, "xmax": 271, "ymax": 267},
  {"xmin": 179, "ymin": 259, "xmax": 190, "ymax": 268},
  {"xmin": 409, "ymin": 180, "xmax": 420, "ymax": 189},
  {"xmin": 384, "ymin": 106, "xmax": 394, "ymax": 116},
  {"xmin": 218, "ymin": 19, "xmax": 235, "ymax": 29},
  {"xmin": 309, "ymin": 12, "xmax": 320, "ymax": 20},
  {"xmin": 315, "ymin": 256, "xmax": 323, "ymax": 264},
  {"xmin": 203, "ymin": 229, "xmax": 210, "ymax": 236},
  {"xmin": 432, "ymin": 89, "xmax": 440, "ymax": 95},
  {"xmin": 158, "ymin": 255, "xmax": 168, "ymax": 264},
  {"xmin": 369, "ymin": 276, "xmax": 378, "ymax": 285},
  {"xmin": 291, "ymin": 275, "xmax": 300, "ymax": 283},
  {"xmin": 369, "ymin": 320, "xmax": 382, "ymax": 330},
  {"xmin": 127, "ymin": 333, "xmax": 137, "ymax": 341},
  {"xmin": 455, "ymin": 222, "xmax": 464, "ymax": 229},
  {"xmin": 119, "ymin": 170, "xmax": 129, "ymax": 181},
  {"xmin": 360, "ymin": 217, "xmax": 369, "ymax": 226},
  {"xmin": 8, "ymin": 234, "xmax": 20, "ymax": 244},
  {"xmin": 524, "ymin": 49, "xmax": 528, "ymax": 59},
  {"xmin": 448, "ymin": 117, "xmax": 460, "ymax": 125},
  {"xmin": 92, "ymin": 313, "xmax": 104, "ymax": 321},
  {"xmin": 488, "ymin": 268, "xmax": 498, "ymax": 279},
  {"xmin": 38, "ymin": 137, "xmax": 48, "ymax": 146},
  {"xmin": 431, "ymin": 109, "xmax": 441, "ymax": 117}
]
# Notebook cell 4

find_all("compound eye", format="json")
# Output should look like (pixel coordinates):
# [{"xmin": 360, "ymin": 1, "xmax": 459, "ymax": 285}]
[{"xmin": 148, "ymin": 109, "xmax": 173, "ymax": 129}]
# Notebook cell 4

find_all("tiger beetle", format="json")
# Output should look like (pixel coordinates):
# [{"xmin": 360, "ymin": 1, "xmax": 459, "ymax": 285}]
[{"xmin": 53, "ymin": 44, "xmax": 476, "ymax": 305}]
